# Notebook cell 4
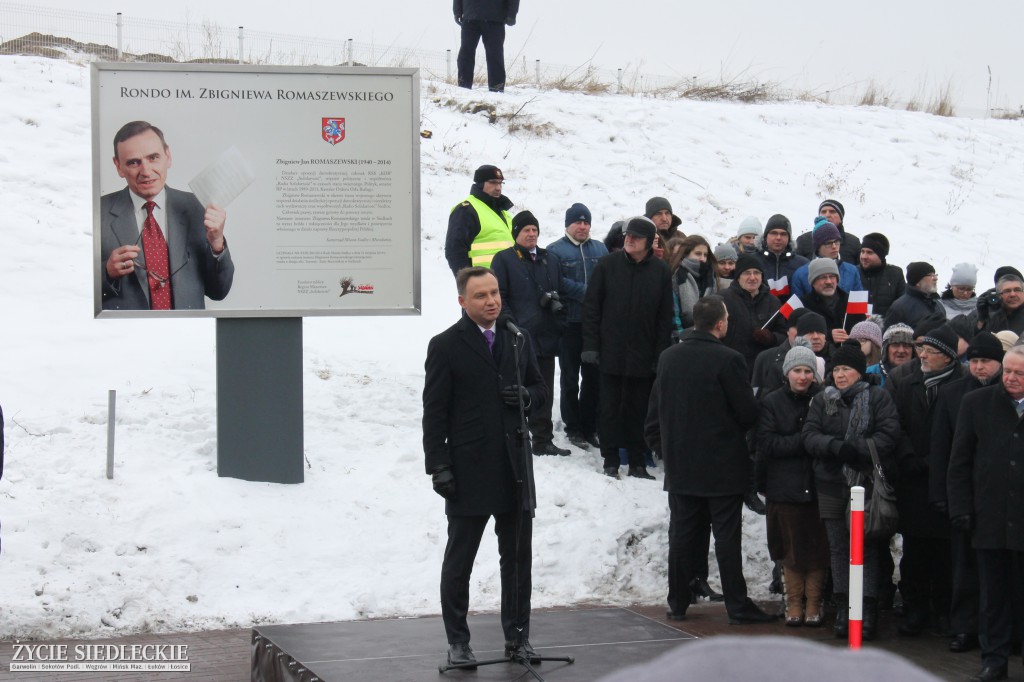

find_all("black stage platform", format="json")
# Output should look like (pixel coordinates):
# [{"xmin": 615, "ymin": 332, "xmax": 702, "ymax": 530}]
[{"xmin": 252, "ymin": 607, "xmax": 697, "ymax": 681}]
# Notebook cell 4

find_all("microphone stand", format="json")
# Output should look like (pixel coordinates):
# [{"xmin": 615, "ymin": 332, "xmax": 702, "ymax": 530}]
[{"xmin": 439, "ymin": 324, "xmax": 575, "ymax": 680}]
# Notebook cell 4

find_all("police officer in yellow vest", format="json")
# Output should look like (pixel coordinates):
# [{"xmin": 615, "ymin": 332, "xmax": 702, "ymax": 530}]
[{"xmin": 445, "ymin": 165, "xmax": 514, "ymax": 277}]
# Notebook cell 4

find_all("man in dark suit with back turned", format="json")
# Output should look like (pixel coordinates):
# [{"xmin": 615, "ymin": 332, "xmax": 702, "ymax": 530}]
[
  {"xmin": 100, "ymin": 120, "xmax": 234, "ymax": 311},
  {"xmin": 423, "ymin": 266, "xmax": 547, "ymax": 669}
]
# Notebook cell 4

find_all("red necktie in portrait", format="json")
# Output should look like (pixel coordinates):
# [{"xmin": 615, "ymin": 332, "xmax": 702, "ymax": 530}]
[{"xmin": 142, "ymin": 200, "xmax": 173, "ymax": 310}]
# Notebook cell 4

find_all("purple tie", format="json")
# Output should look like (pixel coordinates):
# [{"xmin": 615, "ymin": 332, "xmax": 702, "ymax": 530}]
[{"xmin": 484, "ymin": 329, "xmax": 495, "ymax": 351}]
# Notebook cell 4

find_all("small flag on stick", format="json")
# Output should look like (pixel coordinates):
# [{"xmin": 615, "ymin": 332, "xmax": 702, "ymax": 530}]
[
  {"xmin": 846, "ymin": 290, "xmax": 870, "ymax": 315},
  {"xmin": 768, "ymin": 275, "xmax": 790, "ymax": 298}
]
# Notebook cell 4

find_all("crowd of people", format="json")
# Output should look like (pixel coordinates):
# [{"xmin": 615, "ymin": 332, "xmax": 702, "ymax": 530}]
[{"xmin": 432, "ymin": 164, "xmax": 1023, "ymax": 681}]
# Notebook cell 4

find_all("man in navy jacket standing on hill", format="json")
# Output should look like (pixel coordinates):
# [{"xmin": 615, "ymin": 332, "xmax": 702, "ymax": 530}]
[{"xmin": 454, "ymin": 0, "xmax": 519, "ymax": 92}]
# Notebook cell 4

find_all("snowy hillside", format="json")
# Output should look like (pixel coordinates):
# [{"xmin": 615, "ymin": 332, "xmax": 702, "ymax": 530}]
[{"xmin": 0, "ymin": 55, "xmax": 1022, "ymax": 639}]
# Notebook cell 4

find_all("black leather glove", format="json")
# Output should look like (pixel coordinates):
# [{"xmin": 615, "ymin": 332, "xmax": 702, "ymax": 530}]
[
  {"xmin": 752, "ymin": 328, "xmax": 774, "ymax": 346},
  {"xmin": 837, "ymin": 442, "xmax": 860, "ymax": 464},
  {"xmin": 950, "ymin": 514, "xmax": 974, "ymax": 532},
  {"xmin": 976, "ymin": 289, "xmax": 997, "ymax": 321},
  {"xmin": 500, "ymin": 385, "xmax": 530, "ymax": 408},
  {"xmin": 431, "ymin": 467, "xmax": 456, "ymax": 500},
  {"xmin": 454, "ymin": 14, "xmax": 462, "ymax": 25},
  {"xmin": 506, "ymin": 15, "xmax": 516, "ymax": 26},
  {"xmin": 581, "ymin": 350, "xmax": 600, "ymax": 365}
]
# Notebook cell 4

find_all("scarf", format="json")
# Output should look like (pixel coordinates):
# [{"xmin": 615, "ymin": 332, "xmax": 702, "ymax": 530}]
[
  {"xmin": 821, "ymin": 381, "xmax": 872, "ymax": 442},
  {"xmin": 923, "ymin": 363, "xmax": 957, "ymax": 405}
]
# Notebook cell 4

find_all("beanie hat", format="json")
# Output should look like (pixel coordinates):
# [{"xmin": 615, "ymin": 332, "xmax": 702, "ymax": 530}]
[
  {"xmin": 763, "ymin": 214, "xmax": 792, "ymax": 240},
  {"xmin": 807, "ymin": 257, "xmax": 840, "ymax": 284},
  {"xmin": 849, "ymin": 320, "xmax": 883, "ymax": 349},
  {"xmin": 861, "ymin": 232, "xmax": 890, "ymax": 259},
  {"xmin": 949, "ymin": 263, "xmax": 978, "ymax": 288},
  {"xmin": 919, "ymin": 324, "xmax": 959, "ymax": 362},
  {"xmin": 906, "ymin": 261, "xmax": 936, "ymax": 287},
  {"xmin": 796, "ymin": 311, "xmax": 828, "ymax": 336},
  {"xmin": 565, "ymin": 203, "xmax": 592, "ymax": 227},
  {"xmin": 994, "ymin": 330, "xmax": 1020, "ymax": 351},
  {"xmin": 734, "ymin": 254, "xmax": 764, "ymax": 278},
  {"xmin": 623, "ymin": 216, "xmax": 656, "ymax": 246},
  {"xmin": 736, "ymin": 216, "xmax": 762, "ymax": 238},
  {"xmin": 714, "ymin": 242, "xmax": 737, "ymax": 262},
  {"xmin": 473, "ymin": 164, "xmax": 503, "ymax": 183},
  {"xmin": 831, "ymin": 342, "xmax": 867, "ymax": 376},
  {"xmin": 645, "ymin": 196, "xmax": 672, "ymax": 218},
  {"xmin": 787, "ymin": 306, "xmax": 811, "ymax": 329},
  {"xmin": 965, "ymin": 331, "xmax": 1005, "ymax": 362},
  {"xmin": 511, "ymin": 210, "xmax": 538, "ymax": 239},
  {"xmin": 783, "ymin": 345, "xmax": 821, "ymax": 382},
  {"xmin": 812, "ymin": 220, "xmax": 842, "ymax": 252},
  {"xmin": 818, "ymin": 198, "xmax": 846, "ymax": 220},
  {"xmin": 994, "ymin": 266, "xmax": 1024, "ymax": 285},
  {"xmin": 913, "ymin": 313, "xmax": 948, "ymax": 340},
  {"xmin": 882, "ymin": 322, "xmax": 915, "ymax": 349}
]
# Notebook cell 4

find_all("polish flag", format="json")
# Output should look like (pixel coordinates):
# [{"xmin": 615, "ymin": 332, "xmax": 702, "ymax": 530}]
[
  {"xmin": 847, "ymin": 290, "xmax": 870, "ymax": 315},
  {"xmin": 778, "ymin": 294, "xmax": 804, "ymax": 319},
  {"xmin": 768, "ymin": 275, "xmax": 790, "ymax": 297}
]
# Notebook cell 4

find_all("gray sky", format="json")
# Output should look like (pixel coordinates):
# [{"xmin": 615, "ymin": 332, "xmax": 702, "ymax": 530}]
[{"xmin": 33, "ymin": 0, "xmax": 1024, "ymax": 115}]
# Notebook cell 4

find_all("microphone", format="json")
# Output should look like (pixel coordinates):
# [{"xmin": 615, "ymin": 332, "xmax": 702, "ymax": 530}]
[{"xmin": 498, "ymin": 311, "xmax": 524, "ymax": 337}]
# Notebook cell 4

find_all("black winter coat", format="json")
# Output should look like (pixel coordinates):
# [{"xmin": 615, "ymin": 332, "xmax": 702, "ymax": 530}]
[
  {"xmin": 645, "ymin": 330, "xmax": 759, "ymax": 496},
  {"xmin": 491, "ymin": 244, "xmax": 564, "ymax": 357},
  {"xmin": 884, "ymin": 287, "xmax": 947, "ymax": 331},
  {"xmin": 859, "ymin": 263, "xmax": 906, "ymax": 316},
  {"xmin": 751, "ymin": 340, "xmax": 792, "ymax": 398},
  {"xmin": 983, "ymin": 304, "xmax": 1024, "ymax": 335},
  {"xmin": 802, "ymin": 382, "xmax": 901, "ymax": 501},
  {"xmin": 794, "ymin": 227, "xmax": 861, "ymax": 266},
  {"xmin": 887, "ymin": 360, "xmax": 964, "ymax": 537},
  {"xmin": 423, "ymin": 316, "xmax": 546, "ymax": 516},
  {"xmin": 929, "ymin": 374, "xmax": 988, "ymax": 506},
  {"xmin": 582, "ymin": 250, "xmax": 673, "ymax": 378},
  {"xmin": 755, "ymin": 249, "xmax": 809, "ymax": 302},
  {"xmin": 948, "ymin": 383, "xmax": 1024, "ymax": 551},
  {"xmin": 721, "ymin": 279, "xmax": 785, "ymax": 377},
  {"xmin": 454, "ymin": 0, "xmax": 519, "ymax": 23},
  {"xmin": 804, "ymin": 288, "xmax": 850, "ymax": 347},
  {"xmin": 756, "ymin": 384, "xmax": 820, "ymax": 502}
]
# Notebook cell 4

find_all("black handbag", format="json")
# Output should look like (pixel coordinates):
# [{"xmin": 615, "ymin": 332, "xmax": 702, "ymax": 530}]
[{"xmin": 845, "ymin": 438, "xmax": 899, "ymax": 541}]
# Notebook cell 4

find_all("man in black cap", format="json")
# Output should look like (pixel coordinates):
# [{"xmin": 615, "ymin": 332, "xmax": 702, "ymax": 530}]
[
  {"xmin": 794, "ymin": 199, "xmax": 861, "ymax": 265},
  {"xmin": 858, "ymin": 232, "xmax": 906, "ymax": 316},
  {"xmin": 884, "ymin": 261, "xmax": 947, "ymax": 331},
  {"xmin": 445, "ymin": 164, "xmax": 514, "ymax": 277},
  {"xmin": 644, "ymin": 196, "xmax": 682, "ymax": 248},
  {"xmin": 720, "ymin": 254, "xmax": 784, "ymax": 378},
  {"xmin": 979, "ymin": 270, "xmax": 1024, "ymax": 335},
  {"xmin": 755, "ymin": 214, "xmax": 807, "ymax": 303},
  {"xmin": 930, "ymin": 331, "xmax": 1005, "ymax": 655},
  {"xmin": 491, "ymin": 211, "xmax": 570, "ymax": 456},
  {"xmin": 453, "ymin": 0, "xmax": 519, "ymax": 92},
  {"xmin": 582, "ymin": 216, "xmax": 673, "ymax": 480}
]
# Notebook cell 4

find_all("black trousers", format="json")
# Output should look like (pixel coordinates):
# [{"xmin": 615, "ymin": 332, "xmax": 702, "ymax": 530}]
[
  {"xmin": 528, "ymin": 355, "xmax": 555, "ymax": 447},
  {"xmin": 949, "ymin": 527, "xmax": 980, "ymax": 635},
  {"xmin": 900, "ymin": 534, "xmax": 952, "ymax": 627},
  {"xmin": 976, "ymin": 548, "xmax": 1024, "ymax": 668},
  {"xmin": 457, "ymin": 20, "xmax": 506, "ymax": 91},
  {"xmin": 441, "ymin": 511, "xmax": 532, "ymax": 645},
  {"xmin": 557, "ymin": 322, "xmax": 599, "ymax": 436},
  {"xmin": 598, "ymin": 372, "xmax": 653, "ymax": 469},
  {"xmin": 667, "ymin": 493, "xmax": 748, "ymax": 616}
]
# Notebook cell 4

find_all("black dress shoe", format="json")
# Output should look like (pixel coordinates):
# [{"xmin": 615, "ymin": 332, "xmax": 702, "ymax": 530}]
[
  {"xmin": 690, "ymin": 576, "xmax": 725, "ymax": 602},
  {"xmin": 627, "ymin": 465, "xmax": 656, "ymax": 480},
  {"xmin": 728, "ymin": 601, "xmax": 779, "ymax": 625},
  {"xmin": 665, "ymin": 609, "xmax": 687, "ymax": 621},
  {"xmin": 969, "ymin": 664, "xmax": 1008, "ymax": 682},
  {"xmin": 534, "ymin": 442, "xmax": 571, "ymax": 456},
  {"xmin": 949, "ymin": 633, "xmax": 979, "ymax": 653},
  {"xmin": 504, "ymin": 639, "xmax": 540, "ymax": 664},
  {"xmin": 567, "ymin": 432, "xmax": 591, "ymax": 449},
  {"xmin": 447, "ymin": 642, "xmax": 477, "ymax": 668}
]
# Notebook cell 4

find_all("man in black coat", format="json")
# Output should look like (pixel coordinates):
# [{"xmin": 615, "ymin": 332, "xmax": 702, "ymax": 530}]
[
  {"xmin": 492, "ymin": 211, "xmax": 568, "ymax": 456},
  {"xmin": 793, "ymin": 199, "xmax": 861, "ymax": 266},
  {"xmin": 755, "ymin": 214, "xmax": 808, "ymax": 303},
  {"xmin": 930, "ymin": 332, "xmax": 1004, "ymax": 654},
  {"xmin": 445, "ymin": 165, "xmax": 514, "ymax": 276},
  {"xmin": 453, "ymin": 0, "xmax": 519, "ymax": 92},
  {"xmin": 948, "ymin": 345, "xmax": 1024, "ymax": 682},
  {"xmin": 645, "ymin": 295, "xmax": 775, "ymax": 624},
  {"xmin": 721, "ymin": 255, "xmax": 785, "ymax": 378},
  {"xmin": 582, "ymin": 217, "xmax": 672, "ymax": 480},
  {"xmin": 423, "ymin": 266, "xmax": 547, "ymax": 668},
  {"xmin": 858, "ymin": 232, "xmax": 906, "ymax": 317},
  {"xmin": 802, "ymin": 258, "xmax": 852, "ymax": 347},
  {"xmin": 886, "ymin": 324, "xmax": 963, "ymax": 636},
  {"xmin": 884, "ymin": 261, "xmax": 947, "ymax": 331}
]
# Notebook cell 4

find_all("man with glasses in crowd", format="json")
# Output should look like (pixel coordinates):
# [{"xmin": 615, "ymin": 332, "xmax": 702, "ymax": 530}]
[
  {"xmin": 979, "ymin": 271, "xmax": 1024, "ymax": 335},
  {"xmin": 100, "ymin": 120, "xmax": 235, "ymax": 311}
]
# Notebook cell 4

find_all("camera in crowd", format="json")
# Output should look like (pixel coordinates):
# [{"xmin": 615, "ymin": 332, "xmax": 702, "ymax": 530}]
[
  {"xmin": 980, "ymin": 287, "xmax": 1001, "ymax": 309},
  {"xmin": 540, "ymin": 291, "xmax": 564, "ymax": 315}
]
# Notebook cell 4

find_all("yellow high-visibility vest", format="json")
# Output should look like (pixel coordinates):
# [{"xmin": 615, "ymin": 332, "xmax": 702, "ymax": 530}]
[{"xmin": 455, "ymin": 195, "xmax": 513, "ymax": 268}]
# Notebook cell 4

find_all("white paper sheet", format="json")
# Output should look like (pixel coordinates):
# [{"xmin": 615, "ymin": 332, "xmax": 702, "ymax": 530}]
[{"xmin": 188, "ymin": 146, "xmax": 256, "ymax": 209}]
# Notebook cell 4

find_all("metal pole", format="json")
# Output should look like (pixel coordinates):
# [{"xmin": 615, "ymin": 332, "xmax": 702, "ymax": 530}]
[
  {"xmin": 106, "ymin": 390, "xmax": 116, "ymax": 479},
  {"xmin": 116, "ymin": 13, "xmax": 123, "ymax": 61},
  {"xmin": 535, "ymin": 59, "xmax": 540, "ymax": 87},
  {"xmin": 238, "ymin": 26, "xmax": 244, "ymax": 65},
  {"xmin": 617, "ymin": 68, "xmax": 622, "ymax": 92},
  {"xmin": 347, "ymin": 38, "xmax": 353, "ymax": 66},
  {"xmin": 446, "ymin": 49, "xmax": 451, "ymax": 82},
  {"xmin": 849, "ymin": 485, "xmax": 865, "ymax": 650}
]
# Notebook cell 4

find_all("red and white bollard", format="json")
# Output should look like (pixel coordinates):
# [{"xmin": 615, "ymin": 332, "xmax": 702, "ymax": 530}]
[{"xmin": 848, "ymin": 485, "xmax": 865, "ymax": 649}]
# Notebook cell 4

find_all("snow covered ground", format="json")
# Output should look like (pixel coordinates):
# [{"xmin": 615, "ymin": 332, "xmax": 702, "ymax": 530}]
[{"xmin": 1, "ymin": 55, "xmax": 1022, "ymax": 640}]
